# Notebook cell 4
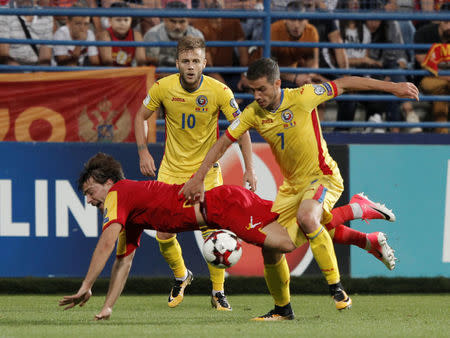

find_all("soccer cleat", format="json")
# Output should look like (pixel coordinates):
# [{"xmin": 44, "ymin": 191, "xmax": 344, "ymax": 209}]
[
  {"xmin": 168, "ymin": 269, "xmax": 194, "ymax": 308},
  {"xmin": 251, "ymin": 304, "xmax": 295, "ymax": 321},
  {"xmin": 350, "ymin": 193, "xmax": 396, "ymax": 223},
  {"xmin": 332, "ymin": 289, "xmax": 352, "ymax": 310},
  {"xmin": 366, "ymin": 232, "xmax": 397, "ymax": 270},
  {"xmin": 211, "ymin": 292, "xmax": 232, "ymax": 311}
]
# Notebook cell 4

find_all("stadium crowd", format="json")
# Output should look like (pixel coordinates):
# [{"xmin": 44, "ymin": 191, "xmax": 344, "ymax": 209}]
[{"xmin": 0, "ymin": 0, "xmax": 448, "ymax": 133}]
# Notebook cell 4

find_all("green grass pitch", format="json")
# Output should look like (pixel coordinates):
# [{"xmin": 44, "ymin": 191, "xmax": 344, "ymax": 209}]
[{"xmin": 1, "ymin": 294, "xmax": 449, "ymax": 337}]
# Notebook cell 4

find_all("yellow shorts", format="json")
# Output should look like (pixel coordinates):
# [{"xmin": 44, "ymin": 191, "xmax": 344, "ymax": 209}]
[
  {"xmin": 272, "ymin": 175, "xmax": 344, "ymax": 247},
  {"xmin": 157, "ymin": 163, "xmax": 223, "ymax": 191}
]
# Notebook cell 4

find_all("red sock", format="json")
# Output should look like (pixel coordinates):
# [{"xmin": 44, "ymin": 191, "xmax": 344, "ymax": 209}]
[
  {"xmin": 327, "ymin": 205, "xmax": 354, "ymax": 229},
  {"xmin": 332, "ymin": 224, "xmax": 367, "ymax": 249}
]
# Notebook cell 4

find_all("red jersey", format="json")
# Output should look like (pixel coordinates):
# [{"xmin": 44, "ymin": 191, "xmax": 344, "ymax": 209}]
[
  {"xmin": 102, "ymin": 180, "xmax": 279, "ymax": 257},
  {"xmin": 107, "ymin": 27, "xmax": 136, "ymax": 67}
]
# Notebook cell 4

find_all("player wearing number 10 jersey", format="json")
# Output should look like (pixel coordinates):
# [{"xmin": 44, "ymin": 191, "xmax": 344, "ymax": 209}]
[{"xmin": 134, "ymin": 36, "xmax": 256, "ymax": 311}]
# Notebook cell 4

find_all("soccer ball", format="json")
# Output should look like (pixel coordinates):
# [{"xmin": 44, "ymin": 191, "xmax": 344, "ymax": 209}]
[{"xmin": 202, "ymin": 230, "xmax": 243, "ymax": 268}]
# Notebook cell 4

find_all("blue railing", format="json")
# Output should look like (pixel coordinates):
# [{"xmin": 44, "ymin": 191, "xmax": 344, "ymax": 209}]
[{"xmin": 0, "ymin": 1, "xmax": 449, "ymax": 130}]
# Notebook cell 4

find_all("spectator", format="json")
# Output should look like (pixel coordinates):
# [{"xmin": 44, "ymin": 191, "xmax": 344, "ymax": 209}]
[
  {"xmin": 143, "ymin": 0, "xmax": 204, "ymax": 68},
  {"xmin": 299, "ymin": 0, "xmax": 350, "ymax": 125},
  {"xmin": 268, "ymin": 1, "xmax": 327, "ymax": 88},
  {"xmin": 414, "ymin": 2, "xmax": 450, "ymax": 134},
  {"xmin": 366, "ymin": 15, "xmax": 422, "ymax": 133},
  {"xmin": 335, "ymin": 0, "xmax": 385, "ymax": 131},
  {"xmin": 191, "ymin": 0, "xmax": 249, "ymax": 93},
  {"xmin": 53, "ymin": 13, "xmax": 100, "ymax": 66},
  {"xmin": 0, "ymin": 0, "xmax": 53, "ymax": 66},
  {"xmin": 98, "ymin": 2, "xmax": 146, "ymax": 66}
]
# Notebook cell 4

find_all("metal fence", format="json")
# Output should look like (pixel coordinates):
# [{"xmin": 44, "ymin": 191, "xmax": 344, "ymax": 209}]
[{"xmin": 0, "ymin": 0, "xmax": 449, "ymax": 130}]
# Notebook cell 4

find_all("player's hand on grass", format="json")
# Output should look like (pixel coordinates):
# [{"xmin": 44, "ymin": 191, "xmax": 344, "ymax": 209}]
[
  {"xmin": 58, "ymin": 289, "xmax": 92, "ymax": 310},
  {"xmin": 179, "ymin": 176, "xmax": 205, "ymax": 204},
  {"xmin": 139, "ymin": 150, "xmax": 157, "ymax": 177},
  {"xmin": 243, "ymin": 169, "xmax": 257, "ymax": 192},
  {"xmin": 94, "ymin": 307, "xmax": 112, "ymax": 321}
]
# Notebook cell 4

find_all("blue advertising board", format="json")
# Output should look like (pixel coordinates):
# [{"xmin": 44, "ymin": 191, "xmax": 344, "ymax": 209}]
[
  {"xmin": 350, "ymin": 145, "xmax": 450, "ymax": 277},
  {"xmin": 0, "ymin": 142, "xmax": 210, "ymax": 277}
]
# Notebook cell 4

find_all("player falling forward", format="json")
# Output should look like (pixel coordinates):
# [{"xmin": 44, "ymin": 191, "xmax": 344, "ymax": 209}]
[{"xmin": 59, "ymin": 153, "xmax": 397, "ymax": 320}]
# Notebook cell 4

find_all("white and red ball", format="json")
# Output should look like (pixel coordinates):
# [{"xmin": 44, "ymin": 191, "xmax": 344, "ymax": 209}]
[{"xmin": 202, "ymin": 230, "xmax": 243, "ymax": 268}]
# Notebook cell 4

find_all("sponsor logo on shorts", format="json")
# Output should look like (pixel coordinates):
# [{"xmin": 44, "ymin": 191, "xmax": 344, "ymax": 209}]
[
  {"xmin": 247, "ymin": 216, "xmax": 262, "ymax": 230},
  {"xmin": 313, "ymin": 85, "xmax": 325, "ymax": 95},
  {"xmin": 232, "ymin": 110, "xmax": 241, "ymax": 118},
  {"xmin": 323, "ymin": 82, "xmax": 333, "ymax": 96},
  {"xmin": 196, "ymin": 95, "xmax": 208, "ymax": 107}
]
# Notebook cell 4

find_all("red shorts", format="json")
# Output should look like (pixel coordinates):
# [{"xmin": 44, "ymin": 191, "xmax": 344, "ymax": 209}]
[{"xmin": 203, "ymin": 185, "xmax": 279, "ymax": 247}]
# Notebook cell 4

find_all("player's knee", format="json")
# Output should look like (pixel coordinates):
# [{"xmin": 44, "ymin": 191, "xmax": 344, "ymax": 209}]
[
  {"xmin": 297, "ymin": 213, "xmax": 319, "ymax": 233},
  {"xmin": 278, "ymin": 238, "xmax": 296, "ymax": 253},
  {"xmin": 156, "ymin": 231, "xmax": 176, "ymax": 240}
]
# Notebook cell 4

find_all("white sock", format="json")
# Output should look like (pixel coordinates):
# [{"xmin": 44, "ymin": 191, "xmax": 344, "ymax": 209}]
[
  {"xmin": 350, "ymin": 203, "xmax": 363, "ymax": 219},
  {"xmin": 175, "ymin": 270, "xmax": 188, "ymax": 282},
  {"xmin": 212, "ymin": 290, "xmax": 224, "ymax": 297}
]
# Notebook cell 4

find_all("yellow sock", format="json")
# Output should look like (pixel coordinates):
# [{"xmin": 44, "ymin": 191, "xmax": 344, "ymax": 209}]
[
  {"xmin": 157, "ymin": 235, "xmax": 187, "ymax": 279},
  {"xmin": 201, "ymin": 229, "xmax": 225, "ymax": 291},
  {"xmin": 264, "ymin": 255, "xmax": 290, "ymax": 307},
  {"xmin": 208, "ymin": 263, "xmax": 225, "ymax": 291},
  {"xmin": 306, "ymin": 226, "xmax": 340, "ymax": 285}
]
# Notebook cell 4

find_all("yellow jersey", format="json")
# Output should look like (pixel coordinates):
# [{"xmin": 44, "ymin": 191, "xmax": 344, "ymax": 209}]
[
  {"xmin": 143, "ymin": 74, "xmax": 240, "ymax": 177},
  {"xmin": 226, "ymin": 82, "xmax": 340, "ymax": 184}
]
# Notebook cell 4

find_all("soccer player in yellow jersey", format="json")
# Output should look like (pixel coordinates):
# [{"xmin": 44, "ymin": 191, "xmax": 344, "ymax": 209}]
[
  {"xmin": 134, "ymin": 36, "xmax": 256, "ymax": 311},
  {"xmin": 181, "ymin": 57, "xmax": 419, "ymax": 320}
]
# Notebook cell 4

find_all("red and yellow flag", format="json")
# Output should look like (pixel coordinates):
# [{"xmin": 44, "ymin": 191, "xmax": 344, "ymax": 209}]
[
  {"xmin": 421, "ymin": 43, "xmax": 450, "ymax": 76},
  {"xmin": 0, "ymin": 67, "xmax": 155, "ymax": 142}
]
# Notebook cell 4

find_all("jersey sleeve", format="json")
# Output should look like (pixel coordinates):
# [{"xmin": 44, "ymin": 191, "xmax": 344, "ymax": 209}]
[
  {"xmin": 225, "ymin": 106, "xmax": 254, "ymax": 141},
  {"xmin": 102, "ymin": 190, "xmax": 126, "ymax": 231},
  {"xmin": 218, "ymin": 84, "xmax": 241, "ymax": 122},
  {"xmin": 142, "ymin": 80, "xmax": 163, "ymax": 112},
  {"xmin": 296, "ymin": 82, "xmax": 338, "ymax": 112}
]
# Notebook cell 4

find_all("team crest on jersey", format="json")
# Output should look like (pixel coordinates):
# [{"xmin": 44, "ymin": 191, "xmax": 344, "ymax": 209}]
[
  {"xmin": 313, "ymin": 85, "xmax": 325, "ymax": 96},
  {"xmin": 281, "ymin": 109, "xmax": 294, "ymax": 123},
  {"xmin": 196, "ymin": 95, "xmax": 208, "ymax": 107}
]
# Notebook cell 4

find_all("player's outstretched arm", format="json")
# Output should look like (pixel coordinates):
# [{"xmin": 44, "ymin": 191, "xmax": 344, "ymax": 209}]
[
  {"xmin": 180, "ymin": 134, "xmax": 234, "ymax": 202},
  {"xmin": 58, "ymin": 223, "xmax": 122, "ymax": 312},
  {"xmin": 135, "ymin": 105, "xmax": 157, "ymax": 177},
  {"xmin": 333, "ymin": 76, "xmax": 419, "ymax": 101},
  {"xmin": 94, "ymin": 251, "xmax": 135, "ymax": 321},
  {"xmin": 237, "ymin": 131, "xmax": 257, "ymax": 192}
]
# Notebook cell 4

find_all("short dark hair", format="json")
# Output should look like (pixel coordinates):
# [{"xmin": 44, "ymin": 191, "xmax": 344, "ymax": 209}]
[
  {"xmin": 247, "ymin": 57, "xmax": 280, "ymax": 84},
  {"xmin": 166, "ymin": 0, "xmax": 187, "ymax": 9},
  {"xmin": 78, "ymin": 153, "xmax": 125, "ymax": 191},
  {"xmin": 176, "ymin": 36, "xmax": 205, "ymax": 58}
]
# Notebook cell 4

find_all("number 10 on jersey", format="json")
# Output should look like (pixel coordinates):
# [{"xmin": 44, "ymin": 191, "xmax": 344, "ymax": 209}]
[{"xmin": 182, "ymin": 113, "xmax": 196, "ymax": 129}]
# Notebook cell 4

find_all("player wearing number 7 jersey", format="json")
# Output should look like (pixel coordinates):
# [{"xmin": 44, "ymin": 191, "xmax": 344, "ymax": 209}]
[
  {"xmin": 181, "ymin": 57, "xmax": 420, "ymax": 320},
  {"xmin": 134, "ymin": 36, "xmax": 256, "ymax": 311}
]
